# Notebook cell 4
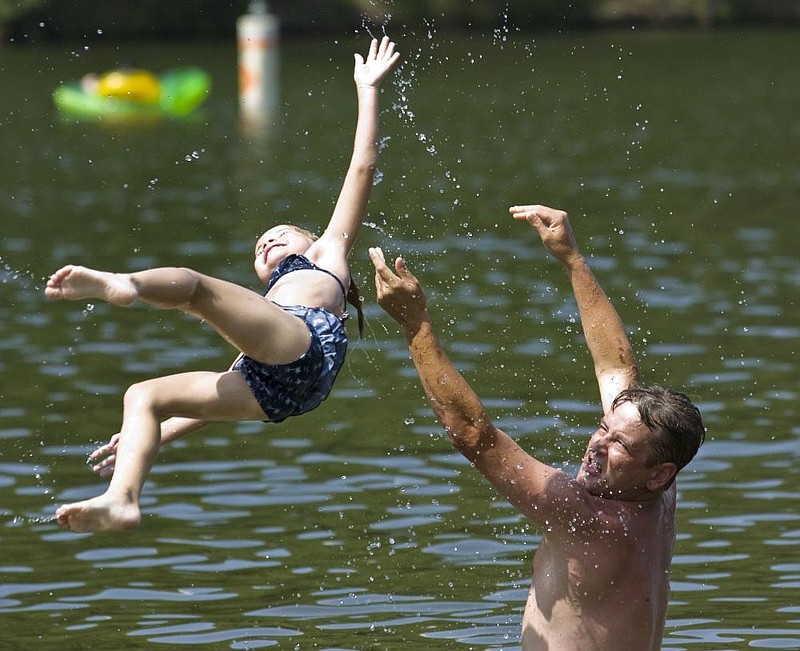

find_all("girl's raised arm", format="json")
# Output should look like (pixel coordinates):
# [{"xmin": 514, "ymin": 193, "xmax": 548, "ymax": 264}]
[{"xmin": 316, "ymin": 37, "xmax": 400, "ymax": 262}]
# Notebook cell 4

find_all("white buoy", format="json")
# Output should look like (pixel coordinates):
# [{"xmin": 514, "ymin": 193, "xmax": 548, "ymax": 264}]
[{"xmin": 237, "ymin": 0, "xmax": 279, "ymax": 125}]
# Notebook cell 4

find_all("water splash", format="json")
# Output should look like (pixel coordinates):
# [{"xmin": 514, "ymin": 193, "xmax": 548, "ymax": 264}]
[
  {"xmin": 387, "ymin": 18, "xmax": 462, "ymax": 213},
  {"xmin": 362, "ymin": 220, "xmax": 391, "ymax": 236},
  {"xmin": 9, "ymin": 514, "xmax": 58, "ymax": 526},
  {"xmin": 0, "ymin": 255, "xmax": 43, "ymax": 291},
  {"xmin": 179, "ymin": 148, "xmax": 205, "ymax": 164},
  {"xmin": 359, "ymin": 0, "xmax": 393, "ymax": 39},
  {"xmin": 492, "ymin": 2, "xmax": 513, "ymax": 47}
]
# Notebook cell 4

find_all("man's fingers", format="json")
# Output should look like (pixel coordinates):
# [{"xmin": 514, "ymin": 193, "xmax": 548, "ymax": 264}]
[
  {"xmin": 509, "ymin": 204, "xmax": 567, "ymax": 233},
  {"xmin": 509, "ymin": 204, "xmax": 540, "ymax": 217},
  {"xmin": 394, "ymin": 256, "xmax": 418, "ymax": 284},
  {"xmin": 370, "ymin": 248, "xmax": 419, "ymax": 292},
  {"xmin": 369, "ymin": 247, "xmax": 399, "ymax": 291},
  {"xmin": 509, "ymin": 205, "xmax": 529, "ymax": 220},
  {"xmin": 369, "ymin": 246, "xmax": 389, "ymax": 273}
]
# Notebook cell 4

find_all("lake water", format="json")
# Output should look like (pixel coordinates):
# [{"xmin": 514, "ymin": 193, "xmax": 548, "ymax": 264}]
[{"xmin": 1, "ymin": 27, "xmax": 798, "ymax": 651}]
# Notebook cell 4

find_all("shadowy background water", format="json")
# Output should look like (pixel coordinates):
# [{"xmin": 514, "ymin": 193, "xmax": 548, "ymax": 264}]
[{"xmin": 1, "ymin": 27, "xmax": 799, "ymax": 650}]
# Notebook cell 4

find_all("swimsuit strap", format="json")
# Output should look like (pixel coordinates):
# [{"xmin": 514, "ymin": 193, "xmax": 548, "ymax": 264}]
[{"xmin": 265, "ymin": 254, "xmax": 348, "ymax": 313}]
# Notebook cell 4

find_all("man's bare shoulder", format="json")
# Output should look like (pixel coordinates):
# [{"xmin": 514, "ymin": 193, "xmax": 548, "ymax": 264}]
[
  {"xmin": 529, "ymin": 472, "xmax": 631, "ymax": 538},
  {"xmin": 543, "ymin": 482, "xmax": 676, "ymax": 551}
]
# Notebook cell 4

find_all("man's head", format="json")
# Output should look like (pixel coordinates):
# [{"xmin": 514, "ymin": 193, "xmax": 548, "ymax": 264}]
[
  {"xmin": 578, "ymin": 385, "xmax": 705, "ymax": 500},
  {"xmin": 614, "ymin": 385, "xmax": 705, "ymax": 478}
]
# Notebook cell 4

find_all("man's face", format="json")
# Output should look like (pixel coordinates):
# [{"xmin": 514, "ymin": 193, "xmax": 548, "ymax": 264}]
[{"xmin": 576, "ymin": 400, "xmax": 666, "ymax": 501}]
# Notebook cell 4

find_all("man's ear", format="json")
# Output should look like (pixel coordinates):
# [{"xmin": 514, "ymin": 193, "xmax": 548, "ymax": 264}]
[{"xmin": 646, "ymin": 462, "xmax": 677, "ymax": 492}]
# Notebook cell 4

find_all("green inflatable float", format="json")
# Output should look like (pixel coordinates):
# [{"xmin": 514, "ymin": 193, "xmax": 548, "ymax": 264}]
[{"xmin": 53, "ymin": 67, "xmax": 211, "ymax": 120}]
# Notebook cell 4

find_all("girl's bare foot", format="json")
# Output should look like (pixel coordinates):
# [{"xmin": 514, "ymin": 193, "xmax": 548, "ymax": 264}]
[
  {"xmin": 45, "ymin": 265, "xmax": 138, "ymax": 306},
  {"xmin": 55, "ymin": 493, "xmax": 141, "ymax": 533}
]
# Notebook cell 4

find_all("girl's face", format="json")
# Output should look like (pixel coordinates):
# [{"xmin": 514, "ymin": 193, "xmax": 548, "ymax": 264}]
[{"xmin": 253, "ymin": 225, "xmax": 315, "ymax": 283}]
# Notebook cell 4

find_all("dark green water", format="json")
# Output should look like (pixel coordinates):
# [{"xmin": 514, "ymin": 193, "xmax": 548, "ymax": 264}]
[{"xmin": 1, "ymin": 28, "xmax": 798, "ymax": 650}]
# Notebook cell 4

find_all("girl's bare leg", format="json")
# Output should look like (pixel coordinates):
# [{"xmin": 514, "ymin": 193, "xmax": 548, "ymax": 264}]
[
  {"xmin": 46, "ymin": 265, "xmax": 310, "ymax": 365},
  {"xmin": 55, "ymin": 370, "xmax": 265, "ymax": 533}
]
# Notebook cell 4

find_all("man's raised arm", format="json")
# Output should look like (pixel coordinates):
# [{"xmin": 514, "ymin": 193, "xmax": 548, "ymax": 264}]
[
  {"xmin": 369, "ymin": 246, "xmax": 571, "ymax": 524},
  {"xmin": 510, "ymin": 205, "xmax": 639, "ymax": 414}
]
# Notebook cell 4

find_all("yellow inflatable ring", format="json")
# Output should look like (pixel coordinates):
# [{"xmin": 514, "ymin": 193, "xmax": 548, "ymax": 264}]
[{"xmin": 96, "ymin": 70, "xmax": 161, "ymax": 104}]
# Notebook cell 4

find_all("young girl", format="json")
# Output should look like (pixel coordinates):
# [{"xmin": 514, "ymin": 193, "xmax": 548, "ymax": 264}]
[{"xmin": 45, "ymin": 37, "xmax": 400, "ymax": 533}]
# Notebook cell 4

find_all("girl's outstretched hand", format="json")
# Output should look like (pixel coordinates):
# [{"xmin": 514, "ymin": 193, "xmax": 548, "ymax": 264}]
[
  {"xmin": 354, "ymin": 36, "xmax": 400, "ymax": 89},
  {"xmin": 86, "ymin": 432, "xmax": 120, "ymax": 478}
]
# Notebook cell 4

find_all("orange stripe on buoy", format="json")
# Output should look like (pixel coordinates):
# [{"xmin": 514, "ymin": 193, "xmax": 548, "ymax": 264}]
[{"xmin": 238, "ymin": 36, "xmax": 278, "ymax": 50}]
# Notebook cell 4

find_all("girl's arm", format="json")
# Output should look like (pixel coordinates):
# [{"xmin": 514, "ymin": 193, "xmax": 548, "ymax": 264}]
[{"xmin": 313, "ymin": 37, "xmax": 400, "ymax": 266}]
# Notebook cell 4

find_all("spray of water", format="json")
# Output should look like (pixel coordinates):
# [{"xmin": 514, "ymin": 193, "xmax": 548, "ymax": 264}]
[
  {"xmin": 9, "ymin": 515, "xmax": 58, "ymax": 526},
  {"xmin": 358, "ymin": 3, "xmax": 464, "ymax": 231},
  {"xmin": 390, "ymin": 17, "xmax": 462, "ymax": 213},
  {"xmin": 492, "ymin": 2, "xmax": 512, "ymax": 47},
  {"xmin": 0, "ymin": 255, "xmax": 45, "ymax": 292}
]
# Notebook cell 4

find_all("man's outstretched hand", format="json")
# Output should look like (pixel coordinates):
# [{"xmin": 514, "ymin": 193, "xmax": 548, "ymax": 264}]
[{"xmin": 369, "ymin": 247, "xmax": 428, "ymax": 330}]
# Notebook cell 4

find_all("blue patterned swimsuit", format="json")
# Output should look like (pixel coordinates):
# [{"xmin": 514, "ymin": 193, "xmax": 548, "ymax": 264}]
[{"xmin": 233, "ymin": 254, "xmax": 348, "ymax": 423}]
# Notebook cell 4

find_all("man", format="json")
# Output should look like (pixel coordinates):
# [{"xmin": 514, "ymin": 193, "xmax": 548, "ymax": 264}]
[{"xmin": 369, "ymin": 204, "xmax": 705, "ymax": 651}]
